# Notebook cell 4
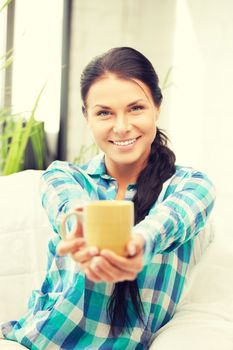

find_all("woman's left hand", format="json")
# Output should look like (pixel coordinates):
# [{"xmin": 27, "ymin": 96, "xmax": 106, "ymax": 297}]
[{"xmin": 83, "ymin": 234, "xmax": 145, "ymax": 283}]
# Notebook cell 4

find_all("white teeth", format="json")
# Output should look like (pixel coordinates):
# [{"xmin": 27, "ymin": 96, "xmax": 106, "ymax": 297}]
[{"xmin": 113, "ymin": 138, "xmax": 137, "ymax": 146}]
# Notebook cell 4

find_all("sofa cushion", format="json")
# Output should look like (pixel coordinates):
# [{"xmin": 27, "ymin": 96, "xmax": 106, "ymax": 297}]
[
  {"xmin": 149, "ymin": 225, "xmax": 233, "ymax": 349},
  {"xmin": 0, "ymin": 339, "xmax": 28, "ymax": 349},
  {"xmin": 0, "ymin": 170, "xmax": 50, "ymax": 322}
]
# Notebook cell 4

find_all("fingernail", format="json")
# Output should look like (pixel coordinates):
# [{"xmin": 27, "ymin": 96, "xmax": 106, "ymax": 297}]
[
  {"xmin": 128, "ymin": 245, "xmax": 136, "ymax": 256},
  {"xmin": 91, "ymin": 262, "xmax": 98, "ymax": 271},
  {"xmin": 100, "ymin": 250, "xmax": 109, "ymax": 257},
  {"xmin": 89, "ymin": 247, "xmax": 98, "ymax": 256},
  {"xmin": 101, "ymin": 250, "xmax": 106, "ymax": 255}
]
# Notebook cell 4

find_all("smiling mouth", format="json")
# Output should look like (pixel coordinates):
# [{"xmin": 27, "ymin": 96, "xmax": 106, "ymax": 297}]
[{"xmin": 110, "ymin": 136, "xmax": 140, "ymax": 146}]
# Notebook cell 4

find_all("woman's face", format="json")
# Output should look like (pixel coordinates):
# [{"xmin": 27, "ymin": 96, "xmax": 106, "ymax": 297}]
[{"xmin": 85, "ymin": 74, "xmax": 160, "ymax": 173}]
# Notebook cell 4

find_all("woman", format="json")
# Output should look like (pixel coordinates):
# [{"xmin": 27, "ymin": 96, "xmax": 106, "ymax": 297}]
[{"xmin": 1, "ymin": 47, "xmax": 216, "ymax": 349}]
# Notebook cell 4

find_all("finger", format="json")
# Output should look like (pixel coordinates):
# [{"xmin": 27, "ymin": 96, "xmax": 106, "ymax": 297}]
[
  {"xmin": 78, "ymin": 261, "xmax": 91, "ymax": 272},
  {"xmin": 84, "ymin": 267, "xmax": 102, "ymax": 283},
  {"xmin": 126, "ymin": 234, "xmax": 145, "ymax": 257},
  {"xmin": 91, "ymin": 266, "xmax": 136, "ymax": 282},
  {"xmin": 71, "ymin": 246, "xmax": 99, "ymax": 264},
  {"xmin": 57, "ymin": 238, "xmax": 86, "ymax": 256},
  {"xmin": 89, "ymin": 264, "xmax": 117, "ymax": 283},
  {"xmin": 100, "ymin": 249, "xmax": 143, "ymax": 273},
  {"xmin": 71, "ymin": 209, "xmax": 84, "ymax": 238},
  {"xmin": 90, "ymin": 257, "xmax": 122, "ymax": 282},
  {"xmin": 72, "ymin": 219, "xmax": 83, "ymax": 238},
  {"xmin": 74, "ymin": 207, "xmax": 85, "ymax": 238},
  {"xmin": 64, "ymin": 208, "xmax": 84, "ymax": 240},
  {"xmin": 89, "ymin": 257, "xmax": 137, "ymax": 282}
]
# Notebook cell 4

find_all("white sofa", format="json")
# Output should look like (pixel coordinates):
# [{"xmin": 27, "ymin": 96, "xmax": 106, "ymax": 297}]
[{"xmin": 0, "ymin": 170, "xmax": 233, "ymax": 349}]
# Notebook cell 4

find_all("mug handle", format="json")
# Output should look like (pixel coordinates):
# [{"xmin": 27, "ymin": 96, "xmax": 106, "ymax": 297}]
[{"xmin": 60, "ymin": 211, "xmax": 84, "ymax": 240}]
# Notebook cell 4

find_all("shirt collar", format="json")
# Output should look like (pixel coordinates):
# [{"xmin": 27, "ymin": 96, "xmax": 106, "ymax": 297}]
[
  {"xmin": 82, "ymin": 153, "xmax": 113, "ymax": 180},
  {"xmin": 82, "ymin": 152, "xmax": 137, "ymax": 188}
]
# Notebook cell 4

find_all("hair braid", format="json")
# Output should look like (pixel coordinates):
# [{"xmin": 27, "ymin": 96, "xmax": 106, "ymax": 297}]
[{"xmin": 108, "ymin": 128, "xmax": 176, "ymax": 335}]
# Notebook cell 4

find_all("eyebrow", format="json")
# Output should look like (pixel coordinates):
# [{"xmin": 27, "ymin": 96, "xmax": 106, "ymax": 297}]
[{"xmin": 92, "ymin": 99, "xmax": 147, "ymax": 109}]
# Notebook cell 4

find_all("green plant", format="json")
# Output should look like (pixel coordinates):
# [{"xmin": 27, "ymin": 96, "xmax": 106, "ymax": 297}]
[
  {"xmin": 0, "ymin": 49, "xmax": 14, "ymax": 71},
  {"xmin": 73, "ymin": 142, "xmax": 100, "ymax": 166},
  {"xmin": 0, "ymin": 0, "xmax": 13, "ymax": 13},
  {"xmin": 161, "ymin": 66, "xmax": 174, "ymax": 91},
  {"xmin": 0, "ymin": 87, "xmax": 46, "ymax": 175}
]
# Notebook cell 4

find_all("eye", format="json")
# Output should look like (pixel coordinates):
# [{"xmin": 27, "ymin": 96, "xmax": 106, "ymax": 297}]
[
  {"xmin": 96, "ymin": 110, "xmax": 112, "ymax": 118},
  {"xmin": 130, "ymin": 105, "xmax": 145, "ymax": 112}
]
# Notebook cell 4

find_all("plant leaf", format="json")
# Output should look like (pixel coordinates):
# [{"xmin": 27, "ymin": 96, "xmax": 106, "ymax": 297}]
[
  {"xmin": 0, "ymin": 0, "xmax": 13, "ymax": 13},
  {"xmin": 3, "ymin": 117, "xmax": 24, "ymax": 174},
  {"xmin": 30, "ymin": 121, "xmax": 45, "ymax": 169},
  {"xmin": 1, "ymin": 84, "xmax": 46, "ymax": 175},
  {"xmin": 162, "ymin": 66, "xmax": 174, "ymax": 91}
]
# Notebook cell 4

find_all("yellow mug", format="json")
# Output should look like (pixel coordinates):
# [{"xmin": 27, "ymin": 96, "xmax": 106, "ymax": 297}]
[{"xmin": 60, "ymin": 200, "xmax": 134, "ymax": 256}]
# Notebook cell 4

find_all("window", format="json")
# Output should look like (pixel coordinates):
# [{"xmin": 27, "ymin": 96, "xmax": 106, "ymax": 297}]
[{"xmin": 12, "ymin": 0, "xmax": 63, "ymax": 136}]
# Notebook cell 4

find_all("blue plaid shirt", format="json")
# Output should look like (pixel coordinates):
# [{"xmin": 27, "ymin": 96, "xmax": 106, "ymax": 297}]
[{"xmin": 1, "ymin": 154, "xmax": 216, "ymax": 349}]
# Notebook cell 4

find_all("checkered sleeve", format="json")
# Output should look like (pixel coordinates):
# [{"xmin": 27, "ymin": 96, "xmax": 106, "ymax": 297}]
[
  {"xmin": 133, "ymin": 169, "xmax": 216, "ymax": 264},
  {"xmin": 40, "ymin": 161, "xmax": 90, "ymax": 235}
]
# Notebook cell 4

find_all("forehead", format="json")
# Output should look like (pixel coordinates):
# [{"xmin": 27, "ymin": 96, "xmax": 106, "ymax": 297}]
[{"xmin": 86, "ymin": 74, "xmax": 154, "ymax": 107}]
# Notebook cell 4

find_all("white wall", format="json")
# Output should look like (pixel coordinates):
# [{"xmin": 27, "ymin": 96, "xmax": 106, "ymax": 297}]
[
  {"xmin": 67, "ymin": 0, "xmax": 233, "ymax": 231},
  {"xmin": 168, "ymin": 0, "xmax": 233, "ymax": 230}
]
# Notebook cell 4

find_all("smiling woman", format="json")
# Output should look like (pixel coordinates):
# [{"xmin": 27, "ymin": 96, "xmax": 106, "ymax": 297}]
[{"xmin": 1, "ymin": 47, "xmax": 216, "ymax": 349}]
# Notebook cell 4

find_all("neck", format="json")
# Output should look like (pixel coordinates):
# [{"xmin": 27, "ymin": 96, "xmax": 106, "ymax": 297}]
[{"xmin": 105, "ymin": 158, "xmax": 146, "ymax": 188}]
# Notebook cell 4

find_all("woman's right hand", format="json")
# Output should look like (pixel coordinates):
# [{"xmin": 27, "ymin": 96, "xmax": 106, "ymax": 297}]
[
  {"xmin": 57, "ymin": 209, "xmax": 100, "ymax": 270},
  {"xmin": 56, "ymin": 208, "xmax": 143, "ymax": 283}
]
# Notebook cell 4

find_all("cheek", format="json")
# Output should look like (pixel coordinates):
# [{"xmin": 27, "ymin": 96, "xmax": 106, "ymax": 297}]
[
  {"xmin": 89, "ymin": 122, "xmax": 108, "ymax": 143},
  {"xmin": 140, "ymin": 116, "xmax": 157, "ymax": 141},
  {"xmin": 139, "ymin": 115, "xmax": 157, "ymax": 132}
]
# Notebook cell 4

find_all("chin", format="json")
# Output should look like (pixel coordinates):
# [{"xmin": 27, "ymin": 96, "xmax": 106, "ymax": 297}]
[{"xmin": 111, "ymin": 154, "xmax": 144, "ymax": 167}]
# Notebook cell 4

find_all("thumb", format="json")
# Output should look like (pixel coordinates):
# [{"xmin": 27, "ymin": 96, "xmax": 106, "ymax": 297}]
[
  {"xmin": 72, "ymin": 217, "xmax": 83, "ymax": 238},
  {"xmin": 72, "ymin": 207, "xmax": 84, "ymax": 238},
  {"xmin": 127, "ymin": 234, "xmax": 145, "ymax": 257}
]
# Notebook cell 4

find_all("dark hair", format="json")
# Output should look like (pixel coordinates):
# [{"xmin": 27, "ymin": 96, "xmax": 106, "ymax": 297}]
[{"xmin": 80, "ymin": 47, "xmax": 176, "ymax": 335}]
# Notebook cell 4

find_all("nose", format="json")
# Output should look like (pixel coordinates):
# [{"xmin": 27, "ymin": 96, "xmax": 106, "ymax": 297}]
[{"xmin": 113, "ymin": 115, "xmax": 132, "ymax": 136}]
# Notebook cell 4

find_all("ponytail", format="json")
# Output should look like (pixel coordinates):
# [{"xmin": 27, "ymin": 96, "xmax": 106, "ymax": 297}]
[{"xmin": 107, "ymin": 128, "xmax": 176, "ymax": 335}]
